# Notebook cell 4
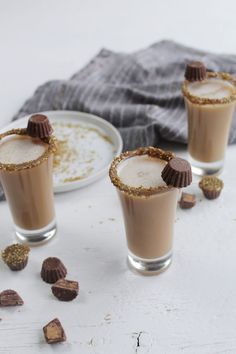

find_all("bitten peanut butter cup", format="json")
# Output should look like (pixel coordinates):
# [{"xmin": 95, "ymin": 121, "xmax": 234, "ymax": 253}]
[
  {"xmin": 52, "ymin": 279, "xmax": 79, "ymax": 301},
  {"xmin": 0, "ymin": 289, "xmax": 24, "ymax": 306},
  {"xmin": 184, "ymin": 61, "xmax": 206, "ymax": 82},
  {"xmin": 179, "ymin": 192, "xmax": 196, "ymax": 209},
  {"xmin": 161, "ymin": 157, "xmax": 192, "ymax": 188},
  {"xmin": 41, "ymin": 257, "xmax": 67, "ymax": 284},
  {"xmin": 2, "ymin": 244, "xmax": 30, "ymax": 271},
  {"xmin": 27, "ymin": 114, "xmax": 53, "ymax": 138},
  {"xmin": 199, "ymin": 176, "xmax": 223, "ymax": 200},
  {"xmin": 43, "ymin": 318, "xmax": 66, "ymax": 344}
]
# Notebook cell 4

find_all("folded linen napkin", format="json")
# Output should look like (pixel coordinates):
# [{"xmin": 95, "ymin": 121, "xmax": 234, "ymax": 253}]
[{"xmin": 1, "ymin": 40, "xmax": 236, "ymax": 201}]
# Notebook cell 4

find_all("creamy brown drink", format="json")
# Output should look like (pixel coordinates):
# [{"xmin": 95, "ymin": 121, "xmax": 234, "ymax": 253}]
[
  {"xmin": 183, "ymin": 62, "xmax": 236, "ymax": 175},
  {"xmin": 117, "ymin": 155, "xmax": 178, "ymax": 260},
  {"xmin": 109, "ymin": 147, "xmax": 192, "ymax": 274},
  {"xmin": 0, "ymin": 118, "xmax": 57, "ymax": 244}
]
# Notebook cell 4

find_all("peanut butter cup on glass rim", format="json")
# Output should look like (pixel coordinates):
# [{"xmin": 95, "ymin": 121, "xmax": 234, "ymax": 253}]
[
  {"xmin": 0, "ymin": 114, "xmax": 57, "ymax": 244},
  {"xmin": 109, "ymin": 147, "xmax": 192, "ymax": 275},
  {"xmin": 182, "ymin": 62, "xmax": 236, "ymax": 176}
]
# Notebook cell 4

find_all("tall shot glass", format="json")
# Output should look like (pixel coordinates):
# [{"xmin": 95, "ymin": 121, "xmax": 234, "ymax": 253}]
[
  {"xmin": 109, "ymin": 147, "xmax": 192, "ymax": 275},
  {"xmin": 182, "ymin": 62, "xmax": 236, "ymax": 176},
  {"xmin": 0, "ymin": 127, "xmax": 57, "ymax": 244}
]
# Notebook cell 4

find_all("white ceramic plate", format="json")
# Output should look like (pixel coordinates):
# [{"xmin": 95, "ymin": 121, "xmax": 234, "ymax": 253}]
[{"xmin": 0, "ymin": 111, "xmax": 123, "ymax": 193}]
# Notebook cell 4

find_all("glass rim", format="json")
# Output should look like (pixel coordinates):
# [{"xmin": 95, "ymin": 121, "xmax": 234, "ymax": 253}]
[
  {"xmin": 0, "ymin": 128, "xmax": 57, "ymax": 172},
  {"xmin": 109, "ymin": 146, "xmax": 175, "ymax": 197},
  {"xmin": 182, "ymin": 71, "xmax": 236, "ymax": 105}
]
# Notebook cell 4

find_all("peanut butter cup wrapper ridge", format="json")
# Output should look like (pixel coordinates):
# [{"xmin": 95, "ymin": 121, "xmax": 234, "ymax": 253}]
[
  {"xmin": 202, "ymin": 189, "xmax": 221, "ymax": 200},
  {"xmin": 6, "ymin": 257, "xmax": 28, "ymax": 271}
]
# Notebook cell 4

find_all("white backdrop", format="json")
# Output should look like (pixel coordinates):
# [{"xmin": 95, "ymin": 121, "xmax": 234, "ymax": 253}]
[{"xmin": 1, "ymin": 0, "xmax": 236, "ymax": 126}]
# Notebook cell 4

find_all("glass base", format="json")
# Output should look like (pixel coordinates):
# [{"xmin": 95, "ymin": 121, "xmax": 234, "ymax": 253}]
[
  {"xmin": 189, "ymin": 155, "xmax": 223, "ymax": 176},
  {"xmin": 127, "ymin": 250, "xmax": 172, "ymax": 275},
  {"xmin": 15, "ymin": 219, "xmax": 57, "ymax": 245}
]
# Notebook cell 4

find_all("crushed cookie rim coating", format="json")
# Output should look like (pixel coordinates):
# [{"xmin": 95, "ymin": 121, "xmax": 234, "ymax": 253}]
[
  {"xmin": 182, "ymin": 72, "xmax": 236, "ymax": 105},
  {"xmin": 109, "ymin": 146, "xmax": 176, "ymax": 197},
  {"xmin": 0, "ymin": 128, "xmax": 57, "ymax": 172}
]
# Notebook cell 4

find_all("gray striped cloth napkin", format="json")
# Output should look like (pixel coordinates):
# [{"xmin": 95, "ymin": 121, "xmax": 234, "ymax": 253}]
[
  {"xmin": 13, "ymin": 40, "xmax": 236, "ymax": 148},
  {"xmin": 1, "ymin": 40, "xmax": 236, "ymax": 201}
]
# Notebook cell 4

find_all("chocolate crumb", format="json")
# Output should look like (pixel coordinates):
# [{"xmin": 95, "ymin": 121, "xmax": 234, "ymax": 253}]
[{"xmin": 43, "ymin": 318, "xmax": 66, "ymax": 344}]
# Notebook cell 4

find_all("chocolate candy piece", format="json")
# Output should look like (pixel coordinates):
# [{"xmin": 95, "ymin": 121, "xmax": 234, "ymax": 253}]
[
  {"xmin": 199, "ymin": 176, "xmax": 223, "ymax": 200},
  {"xmin": 41, "ymin": 257, "xmax": 67, "ymax": 284},
  {"xmin": 184, "ymin": 61, "xmax": 207, "ymax": 82},
  {"xmin": 161, "ymin": 157, "xmax": 192, "ymax": 188},
  {"xmin": 2, "ymin": 244, "xmax": 30, "ymax": 271},
  {"xmin": 43, "ymin": 318, "xmax": 66, "ymax": 344},
  {"xmin": 27, "ymin": 114, "xmax": 53, "ymax": 138},
  {"xmin": 52, "ymin": 279, "xmax": 79, "ymax": 301},
  {"xmin": 0, "ymin": 290, "xmax": 24, "ymax": 306},
  {"xmin": 179, "ymin": 192, "xmax": 196, "ymax": 209}
]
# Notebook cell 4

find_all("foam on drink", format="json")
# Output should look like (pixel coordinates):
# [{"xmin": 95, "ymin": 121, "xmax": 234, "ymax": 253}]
[
  {"xmin": 0, "ymin": 135, "xmax": 47, "ymax": 164},
  {"xmin": 188, "ymin": 78, "xmax": 235, "ymax": 99},
  {"xmin": 117, "ymin": 155, "xmax": 167, "ymax": 188}
]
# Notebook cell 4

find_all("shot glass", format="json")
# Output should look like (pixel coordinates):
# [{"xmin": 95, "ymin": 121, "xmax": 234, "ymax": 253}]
[
  {"xmin": 183, "ymin": 64, "xmax": 236, "ymax": 176},
  {"xmin": 109, "ymin": 147, "xmax": 191, "ymax": 275},
  {"xmin": 0, "ymin": 128, "xmax": 57, "ymax": 244}
]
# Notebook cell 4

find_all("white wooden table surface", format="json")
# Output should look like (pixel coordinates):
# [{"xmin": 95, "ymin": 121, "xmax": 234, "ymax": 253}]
[{"xmin": 1, "ymin": 1, "xmax": 236, "ymax": 353}]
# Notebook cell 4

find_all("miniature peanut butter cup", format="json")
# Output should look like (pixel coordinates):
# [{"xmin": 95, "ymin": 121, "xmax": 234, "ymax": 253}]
[
  {"xmin": 2, "ymin": 244, "xmax": 30, "ymax": 271},
  {"xmin": 161, "ymin": 157, "xmax": 192, "ymax": 188},
  {"xmin": 199, "ymin": 176, "xmax": 223, "ymax": 199},
  {"xmin": 41, "ymin": 257, "xmax": 67, "ymax": 284},
  {"xmin": 184, "ymin": 61, "xmax": 206, "ymax": 82},
  {"xmin": 27, "ymin": 114, "xmax": 53, "ymax": 138}
]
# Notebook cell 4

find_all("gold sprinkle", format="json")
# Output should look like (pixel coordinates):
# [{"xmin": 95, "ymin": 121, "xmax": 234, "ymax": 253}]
[
  {"xmin": 0, "ymin": 129, "xmax": 57, "ymax": 172},
  {"xmin": 109, "ymin": 146, "xmax": 175, "ymax": 197},
  {"xmin": 2, "ymin": 244, "xmax": 30, "ymax": 266},
  {"xmin": 63, "ymin": 167, "xmax": 94, "ymax": 183},
  {"xmin": 182, "ymin": 71, "xmax": 236, "ymax": 105},
  {"xmin": 199, "ymin": 176, "xmax": 223, "ymax": 192},
  {"xmin": 52, "ymin": 121, "xmax": 111, "ymax": 183}
]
